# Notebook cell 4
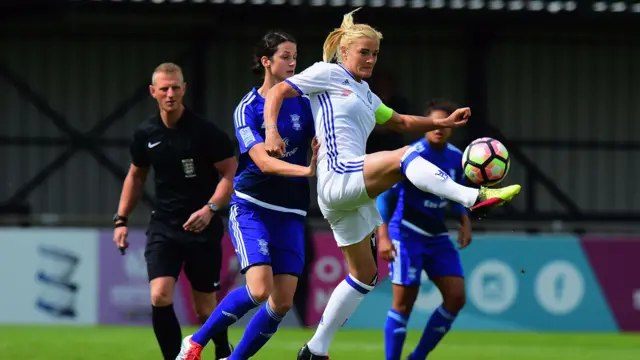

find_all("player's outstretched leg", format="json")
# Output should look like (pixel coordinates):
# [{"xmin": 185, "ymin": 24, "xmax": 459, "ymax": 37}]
[
  {"xmin": 298, "ymin": 233, "xmax": 378, "ymax": 359},
  {"xmin": 398, "ymin": 147, "xmax": 520, "ymax": 215}
]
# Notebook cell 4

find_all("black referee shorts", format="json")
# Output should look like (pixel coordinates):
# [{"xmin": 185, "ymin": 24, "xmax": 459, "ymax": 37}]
[{"xmin": 144, "ymin": 220, "xmax": 223, "ymax": 293}]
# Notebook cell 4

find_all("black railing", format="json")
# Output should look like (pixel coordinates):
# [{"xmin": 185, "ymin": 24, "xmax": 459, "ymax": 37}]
[{"xmin": 2, "ymin": 4, "xmax": 639, "ymax": 224}]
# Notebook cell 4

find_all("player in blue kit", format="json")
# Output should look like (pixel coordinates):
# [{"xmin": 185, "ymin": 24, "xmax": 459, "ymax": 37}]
[
  {"xmin": 377, "ymin": 99, "xmax": 472, "ymax": 360},
  {"xmin": 176, "ymin": 31, "xmax": 319, "ymax": 360}
]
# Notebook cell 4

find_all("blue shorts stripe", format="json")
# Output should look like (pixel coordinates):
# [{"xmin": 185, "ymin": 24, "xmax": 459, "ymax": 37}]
[
  {"xmin": 227, "ymin": 202, "xmax": 306, "ymax": 276},
  {"xmin": 229, "ymin": 205, "xmax": 248, "ymax": 269},
  {"xmin": 389, "ymin": 236, "xmax": 464, "ymax": 286}
]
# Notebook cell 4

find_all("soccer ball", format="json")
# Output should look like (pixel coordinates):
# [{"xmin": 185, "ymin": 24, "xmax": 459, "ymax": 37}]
[{"xmin": 462, "ymin": 137, "xmax": 510, "ymax": 186}]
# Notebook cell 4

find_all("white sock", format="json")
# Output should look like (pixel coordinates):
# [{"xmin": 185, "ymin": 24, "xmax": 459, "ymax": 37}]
[
  {"xmin": 307, "ymin": 274, "xmax": 374, "ymax": 356},
  {"xmin": 400, "ymin": 148, "xmax": 479, "ymax": 208}
]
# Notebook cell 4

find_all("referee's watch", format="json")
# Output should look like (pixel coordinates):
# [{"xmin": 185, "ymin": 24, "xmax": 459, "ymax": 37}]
[
  {"xmin": 206, "ymin": 203, "xmax": 219, "ymax": 213},
  {"xmin": 113, "ymin": 214, "xmax": 128, "ymax": 227}
]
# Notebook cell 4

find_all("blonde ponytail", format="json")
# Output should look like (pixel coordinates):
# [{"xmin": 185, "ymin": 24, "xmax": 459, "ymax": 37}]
[
  {"xmin": 321, "ymin": 8, "xmax": 383, "ymax": 64},
  {"xmin": 322, "ymin": 8, "xmax": 361, "ymax": 63},
  {"xmin": 322, "ymin": 30, "xmax": 343, "ymax": 63}
]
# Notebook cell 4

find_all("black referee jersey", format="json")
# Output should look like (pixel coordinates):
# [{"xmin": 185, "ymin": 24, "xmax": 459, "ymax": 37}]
[{"xmin": 129, "ymin": 107, "xmax": 235, "ymax": 233}]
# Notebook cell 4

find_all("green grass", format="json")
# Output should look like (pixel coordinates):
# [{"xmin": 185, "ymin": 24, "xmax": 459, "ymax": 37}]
[{"xmin": 1, "ymin": 326, "xmax": 639, "ymax": 359}]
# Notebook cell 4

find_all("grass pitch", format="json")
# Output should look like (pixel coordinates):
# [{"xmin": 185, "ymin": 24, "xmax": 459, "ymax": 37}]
[{"xmin": 0, "ymin": 326, "xmax": 639, "ymax": 359}]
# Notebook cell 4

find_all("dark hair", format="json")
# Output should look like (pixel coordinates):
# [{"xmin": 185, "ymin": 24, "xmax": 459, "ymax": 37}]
[
  {"xmin": 425, "ymin": 98, "xmax": 459, "ymax": 117},
  {"xmin": 252, "ymin": 31, "xmax": 297, "ymax": 76}
]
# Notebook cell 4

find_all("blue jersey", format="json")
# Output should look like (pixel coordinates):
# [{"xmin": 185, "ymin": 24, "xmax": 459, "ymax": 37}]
[
  {"xmin": 232, "ymin": 88, "xmax": 315, "ymax": 215},
  {"xmin": 377, "ymin": 139, "xmax": 467, "ymax": 239}
]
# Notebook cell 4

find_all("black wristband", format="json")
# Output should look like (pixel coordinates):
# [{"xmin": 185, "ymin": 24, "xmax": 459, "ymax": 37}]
[{"xmin": 113, "ymin": 213, "xmax": 128, "ymax": 225}]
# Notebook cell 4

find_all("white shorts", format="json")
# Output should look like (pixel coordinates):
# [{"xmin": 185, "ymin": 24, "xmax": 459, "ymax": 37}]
[
  {"xmin": 317, "ymin": 156, "xmax": 383, "ymax": 247},
  {"xmin": 318, "ymin": 199, "xmax": 383, "ymax": 247}
]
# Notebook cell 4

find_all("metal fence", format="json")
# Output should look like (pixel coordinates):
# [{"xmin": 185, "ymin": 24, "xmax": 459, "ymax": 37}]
[{"xmin": 2, "ymin": 3, "xmax": 639, "ymax": 231}]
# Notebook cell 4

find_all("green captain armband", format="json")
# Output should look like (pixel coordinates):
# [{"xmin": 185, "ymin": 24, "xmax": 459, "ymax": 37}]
[{"xmin": 375, "ymin": 103, "xmax": 394, "ymax": 124}]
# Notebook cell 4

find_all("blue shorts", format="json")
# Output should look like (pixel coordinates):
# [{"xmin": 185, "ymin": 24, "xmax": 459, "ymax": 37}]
[
  {"xmin": 228, "ymin": 202, "xmax": 305, "ymax": 276},
  {"xmin": 388, "ymin": 234, "xmax": 463, "ymax": 287}
]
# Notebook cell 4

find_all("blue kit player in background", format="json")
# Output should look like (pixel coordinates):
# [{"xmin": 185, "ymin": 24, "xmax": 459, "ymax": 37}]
[
  {"xmin": 177, "ymin": 31, "xmax": 319, "ymax": 360},
  {"xmin": 377, "ymin": 99, "xmax": 472, "ymax": 360}
]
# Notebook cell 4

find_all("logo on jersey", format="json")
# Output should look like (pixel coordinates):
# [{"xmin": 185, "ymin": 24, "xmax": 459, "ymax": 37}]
[
  {"xmin": 239, "ymin": 127, "xmax": 256, "ymax": 147},
  {"xmin": 281, "ymin": 137, "xmax": 299, "ymax": 158},
  {"xmin": 290, "ymin": 114, "xmax": 302, "ymax": 131},
  {"xmin": 341, "ymin": 79, "xmax": 352, "ymax": 96},
  {"xmin": 181, "ymin": 158, "xmax": 196, "ymax": 178},
  {"xmin": 367, "ymin": 90, "xmax": 372, "ymax": 104},
  {"xmin": 148, "ymin": 141, "xmax": 161, "ymax": 148},
  {"xmin": 424, "ymin": 199, "xmax": 449, "ymax": 209}
]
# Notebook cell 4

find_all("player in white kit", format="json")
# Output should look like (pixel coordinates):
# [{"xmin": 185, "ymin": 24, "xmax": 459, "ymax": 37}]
[{"xmin": 263, "ymin": 9, "xmax": 521, "ymax": 359}]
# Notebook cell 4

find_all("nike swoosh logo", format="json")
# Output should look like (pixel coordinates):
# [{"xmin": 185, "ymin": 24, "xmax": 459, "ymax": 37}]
[
  {"xmin": 434, "ymin": 326, "xmax": 448, "ymax": 333},
  {"xmin": 148, "ymin": 141, "xmax": 161, "ymax": 148},
  {"xmin": 222, "ymin": 311, "xmax": 238, "ymax": 321}
]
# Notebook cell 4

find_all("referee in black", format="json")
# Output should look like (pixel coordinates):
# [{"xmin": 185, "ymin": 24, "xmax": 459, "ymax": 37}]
[{"xmin": 113, "ymin": 63, "xmax": 237, "ymax": 360}]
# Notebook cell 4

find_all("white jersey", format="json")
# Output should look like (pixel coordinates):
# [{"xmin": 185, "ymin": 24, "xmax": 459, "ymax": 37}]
[{"xmin": 285, "ymin": 62, "xmax": 383, "ymax": 178}]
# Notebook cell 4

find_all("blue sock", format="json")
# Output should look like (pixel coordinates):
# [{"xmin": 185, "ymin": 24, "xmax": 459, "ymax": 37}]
[
  {"xmin": 229, "ymin": 302, "xmax": 284, "ymax": 359},
  {"xmin": 191, "ymin": 286, "xmax": 261, "ymax": 346},
  {"xmin": 384, "ymin": 309, "xmax": 410, "ymax": 360},
  {"xmin": 410, "ymin": 305, "xmax": 457, "ymax": 360}
]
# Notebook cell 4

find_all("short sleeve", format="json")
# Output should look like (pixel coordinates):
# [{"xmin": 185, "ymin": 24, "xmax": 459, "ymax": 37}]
[
  {"xmin": 129, "ymin": 128, "xmax": 150, "ymax": 168},
  {"xmin": 371, "ymin": 91, "xmax": 382, "ymax": 111},
  {"xmin": 233, "ymin": 101, "xmax": 264, "ymax": 154},
  {"xmin": 204, "ymin": 122, "xmax": 235, "ymax": 163},
  {"xmin": 285, "ymin": 62, "xmax": 332, "ymax": 96}
]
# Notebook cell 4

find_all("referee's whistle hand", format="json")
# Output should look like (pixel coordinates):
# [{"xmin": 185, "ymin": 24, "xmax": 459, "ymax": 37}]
[
  {"xmin": 183, "ymin": 207, "xmax": 213, "ymax": 233},
  {"xmin": 113, "ymin": 226, "xmax": 129, "ymax": 251}
]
